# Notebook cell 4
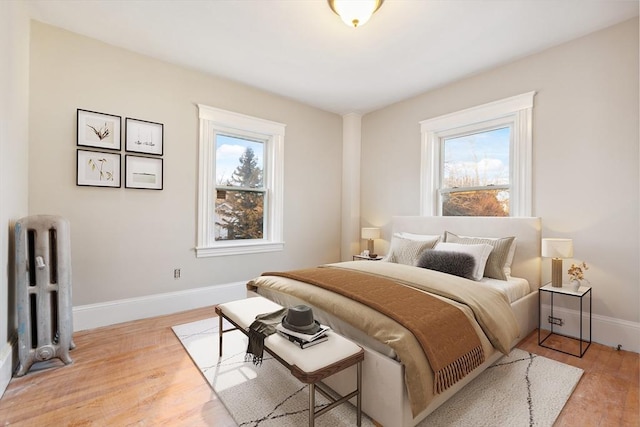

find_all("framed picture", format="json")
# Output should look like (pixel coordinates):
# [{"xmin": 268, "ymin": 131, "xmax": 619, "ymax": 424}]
[
  {"xmin": 125, "ymin": 155, "xmax": 163, "ymax": 190},
  {"xmin": 77, "ymin": 149, "xmax": 121, "ymax": 188},
  {"xmin": 125, "ymin": 117, "xmax": 164, "ymax": 155},
  {"xmin": 77, "ymin": 109, "xmax": 121, "ymax": 150}
]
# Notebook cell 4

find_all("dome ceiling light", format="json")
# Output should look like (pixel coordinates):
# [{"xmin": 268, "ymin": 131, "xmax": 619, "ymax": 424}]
[{"xmin": 327, "ymin": 0, "xmax": 385, "ymax": 28}]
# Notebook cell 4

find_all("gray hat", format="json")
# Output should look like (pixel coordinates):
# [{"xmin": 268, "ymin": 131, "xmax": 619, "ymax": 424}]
[{"xmin": 282, "ymin": 305, "xmax": 321, "ymax": 334}]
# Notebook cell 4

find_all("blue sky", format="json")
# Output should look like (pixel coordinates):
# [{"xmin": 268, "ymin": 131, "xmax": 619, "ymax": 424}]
[
  {"xmin": 215, "ymin": 134, "xmax": 264, "ymax": 184},
  {"xmin": 443, "ymin": 127, "xmax": 510, "ymax": 186},
  {"xmin": 215, "ymin": 128, "xmax": 508, "ymax": 187}
]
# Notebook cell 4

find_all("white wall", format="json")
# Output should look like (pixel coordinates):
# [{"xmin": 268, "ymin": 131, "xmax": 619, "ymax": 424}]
[
  {"xmin": 28, "ymin": 22, "xmax": 343, "ymax": 310},
  {"xmin": 361, "ymin": 19, "xmax": 639, "ymax": 349},
  {"xmin": 341, "ymin": 113, "xmax": 362, "ymax": 261},
  {"xmin": 0, "ymin": 1, "xmax": 30, "ymax": 397}
]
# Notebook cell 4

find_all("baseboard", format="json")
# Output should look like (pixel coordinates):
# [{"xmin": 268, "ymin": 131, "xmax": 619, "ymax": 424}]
[
  {"xmin": 540, "ymin": 303, "xmax": 640, "ymax": 353},
  {"xmin": 0, "ymin": 337, "xmax": 17, "ymax": 398},
  {"xmin": 73, "ymin": 281, "xmax": 247, "ymax": 331}
]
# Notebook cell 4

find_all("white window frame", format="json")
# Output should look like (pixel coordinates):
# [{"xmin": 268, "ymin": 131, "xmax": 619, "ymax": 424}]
[
  {"xmin": 196, "ymin": 105, "xmax": 285, "ymax": 257},
  {"xmin": 419, "ymin": 92, "xmax": 535, "ymax": 217}
]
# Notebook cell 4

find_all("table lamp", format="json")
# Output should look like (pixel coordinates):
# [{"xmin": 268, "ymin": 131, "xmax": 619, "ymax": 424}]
[
  {"xmin": 541, "ymin": 238, "xmax": 573, "ymax": 287},
  {"xmin": 361, "ymin": 227, "xmax": 380, "ymax": 257}
]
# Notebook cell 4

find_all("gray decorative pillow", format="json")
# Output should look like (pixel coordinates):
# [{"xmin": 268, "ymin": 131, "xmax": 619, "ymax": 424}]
[
  {"xmin": 416, "ymin": 250, "xmax": 476, "ymax": 280},
  {"xmin": 444, "ymin": 231, "xmax": 516, "ymax": 280}
]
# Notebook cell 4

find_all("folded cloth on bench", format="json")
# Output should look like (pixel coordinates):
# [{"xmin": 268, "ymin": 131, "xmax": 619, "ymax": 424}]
[{"xmin": 246, "ymin": 308, "xmax": 287, "ymax": 365}]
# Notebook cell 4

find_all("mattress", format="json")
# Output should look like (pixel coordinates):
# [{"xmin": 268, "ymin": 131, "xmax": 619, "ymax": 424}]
[{"xmin": 480, "ymin": 276, "xmax": 530, "ymax": 303}]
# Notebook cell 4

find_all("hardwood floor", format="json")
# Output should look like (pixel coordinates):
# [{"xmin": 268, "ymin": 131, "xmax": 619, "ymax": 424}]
[
  {"xmin": 0, "ymin": 307, "xmax": 235, "ymax": 426},
  {"xmin": 0, "ymin": 308, "xmax": 637, "ymax": 426},
  {"xmin": 518, "ymin": 332, "xmax": 639, "ymax": 427}
]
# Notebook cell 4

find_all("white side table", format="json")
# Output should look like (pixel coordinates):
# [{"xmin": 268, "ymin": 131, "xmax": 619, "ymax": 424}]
[{"xmin": 538, "ymin": 283, "xmax": 592, "ymax": 357}]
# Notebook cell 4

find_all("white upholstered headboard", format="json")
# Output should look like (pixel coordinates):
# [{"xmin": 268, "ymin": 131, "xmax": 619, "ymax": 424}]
[{"xmin": 391, "ymin": 216, "xmax": 542, "ymax": 290}]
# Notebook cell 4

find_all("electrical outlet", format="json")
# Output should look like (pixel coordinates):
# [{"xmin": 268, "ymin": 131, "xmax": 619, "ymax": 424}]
[
  {"xmin": 547, "ymin": 315, "xmax": 563, "ymax": 326},
  {"xmin": 174, "ymin": 268, "xmax": 181, "ymax": 279}
]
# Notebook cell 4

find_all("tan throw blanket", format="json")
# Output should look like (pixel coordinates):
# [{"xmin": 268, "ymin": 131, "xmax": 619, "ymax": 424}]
[{"xmin": 262, "ymin": 267, "xmax": 485, "ymax": 395}]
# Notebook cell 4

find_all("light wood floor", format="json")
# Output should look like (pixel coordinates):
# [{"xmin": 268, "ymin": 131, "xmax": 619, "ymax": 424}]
[{"xmin": 0, "ymin": 307, "xmax": 637, "ymax": 426}]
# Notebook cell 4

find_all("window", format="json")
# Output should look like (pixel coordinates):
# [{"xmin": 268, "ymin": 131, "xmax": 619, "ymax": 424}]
[
  {"xmin": 197, "ymin": 105, "xmax": 285, "ymax": 257},
  {"xmin": 214, "ymin": 134, "xmax": 265, "ymax": 240},
  {"xmin": 420, "ymin": 92, "xmax": 535, "ymax": 217},
  {"xmin": 441, "ymin": 126, "xmax": 510, "ymax": 216}
]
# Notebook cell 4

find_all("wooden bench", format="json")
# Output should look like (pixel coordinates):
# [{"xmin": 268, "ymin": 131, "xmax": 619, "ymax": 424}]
[{"xmin": 215, "ymin": 297, "xmax": 364, "ymax": 427}]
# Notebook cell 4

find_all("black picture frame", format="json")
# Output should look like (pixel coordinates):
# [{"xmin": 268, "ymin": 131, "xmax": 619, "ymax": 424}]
[
  {"xmin": 77, "ymin": 109, "xmax": 122, "ymax": 151},
  {"xmin": 125, "ymin": 155, "xmax": 163, "ymax": 190},
  {"xmin": 76, "ymin": 149, "xmax": 121, "ymax": 188},
  {"xmin": 125, "ymin": 117, "xmax": 164, "ymax": 156}
]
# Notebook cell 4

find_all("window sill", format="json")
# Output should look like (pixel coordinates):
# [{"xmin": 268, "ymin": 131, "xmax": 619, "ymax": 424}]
[{"xmin": 195, "ymin": 241, "xmax": 284, "ymax": 258}]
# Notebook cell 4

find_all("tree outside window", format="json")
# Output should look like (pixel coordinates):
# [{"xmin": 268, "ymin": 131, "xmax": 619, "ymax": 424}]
[{"xmin": 215, "ymin": 136, "xmax": 265, "ymax": 240}]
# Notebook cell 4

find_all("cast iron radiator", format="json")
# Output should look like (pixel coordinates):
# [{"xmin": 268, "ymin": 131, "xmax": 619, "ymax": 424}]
[{"xmin": 15, "ymin": 215, "xmax": 75, "ymax": 376}]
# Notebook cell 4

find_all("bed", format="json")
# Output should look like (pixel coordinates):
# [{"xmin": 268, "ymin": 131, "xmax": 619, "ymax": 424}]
[{"xmin": 247, "ymin": 216, "xmax": 541, "ymax": 427}]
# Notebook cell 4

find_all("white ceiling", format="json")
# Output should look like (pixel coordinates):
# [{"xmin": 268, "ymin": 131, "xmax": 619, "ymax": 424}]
[{"xmin": 26, "ymin": 0, "xmax": 638, "ymax": 115}]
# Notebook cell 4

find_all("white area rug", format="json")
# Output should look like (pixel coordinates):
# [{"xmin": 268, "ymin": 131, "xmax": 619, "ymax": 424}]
[{"xmin": 173, "ymin": 318, "xmax": 583, "ymax": 427}]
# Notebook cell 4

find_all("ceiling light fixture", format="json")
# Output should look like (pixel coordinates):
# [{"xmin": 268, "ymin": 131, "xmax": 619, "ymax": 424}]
[{"xmin": 328, "ymin": 0, "xmax": 384, "ymax": 28}]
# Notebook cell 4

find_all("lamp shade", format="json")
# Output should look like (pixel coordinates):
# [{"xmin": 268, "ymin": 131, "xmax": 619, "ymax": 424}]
[
  {"xmin": 361, "ymin": 227, "xmax": 380, "ymax": 240},
  {"xmin": 541, "ymin": 238, "xmax": 574, "ymax": 258}
]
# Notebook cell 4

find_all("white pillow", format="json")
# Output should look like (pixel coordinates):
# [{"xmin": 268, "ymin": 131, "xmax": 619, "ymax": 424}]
[
  {"xmin": 384, "ymin": 235, "xmax": 440, "ymax": 265},
  {"xmin": 395, "ymin": 232, "xmax": 442, "ymax": 243},
  {"xmin": 433, "ymin": 242, "xmax": 493, "ymax": 281}
]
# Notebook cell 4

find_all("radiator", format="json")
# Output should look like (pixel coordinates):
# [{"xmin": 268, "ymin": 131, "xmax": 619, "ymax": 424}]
[{"xmin": 14, "ymin": 215, "xmax": 75, "ymax": 376}]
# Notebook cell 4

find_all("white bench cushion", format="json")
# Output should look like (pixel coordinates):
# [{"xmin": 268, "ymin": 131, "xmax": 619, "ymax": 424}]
[{"xmin": 218, "ymin": 297, "xmax": 362, "ymax": 374}]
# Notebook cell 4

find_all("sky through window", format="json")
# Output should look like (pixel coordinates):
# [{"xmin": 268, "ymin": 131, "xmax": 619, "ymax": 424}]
[
  {"xmin": 215, "ymin": 134, "xmax": 264, "ymax": 185},
  {"xmin": 443, "ymin": 127, "xmax": 510, "ymax": 187}
]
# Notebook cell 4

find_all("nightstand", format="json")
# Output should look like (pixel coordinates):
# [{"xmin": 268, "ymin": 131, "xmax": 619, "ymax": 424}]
[
  {"xmin": 352, "ymin": 255, "xmax": 384, "ymax": 261},
  {"xmin": 538, "ymin": 283, "xmax": 592, "ymax": 357}
]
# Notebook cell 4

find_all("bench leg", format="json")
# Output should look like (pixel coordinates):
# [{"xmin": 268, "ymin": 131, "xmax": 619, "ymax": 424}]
[
  {"xmin": 218, "ymin": 314, "xmax": 223, "ymax": 357},
  {"xmin": 309, "ymin": 383, "xmax": 315, "ymax": 427},
  {"xmin": 308, "ymin": 360, "xmax": 362, "ymax": 427},
  {"xmin": 357, "ymin": 360, "xmax": 362, "ymax": 427},
  {"xmin": 309, "ymin": 361, "xmax": 362, "ymax": 427}
]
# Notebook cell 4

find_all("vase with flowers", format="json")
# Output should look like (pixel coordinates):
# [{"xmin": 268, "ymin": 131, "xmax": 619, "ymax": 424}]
[{"xmin": 567, "ymin": 262, "xmax": 589, "ymax": 291}]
